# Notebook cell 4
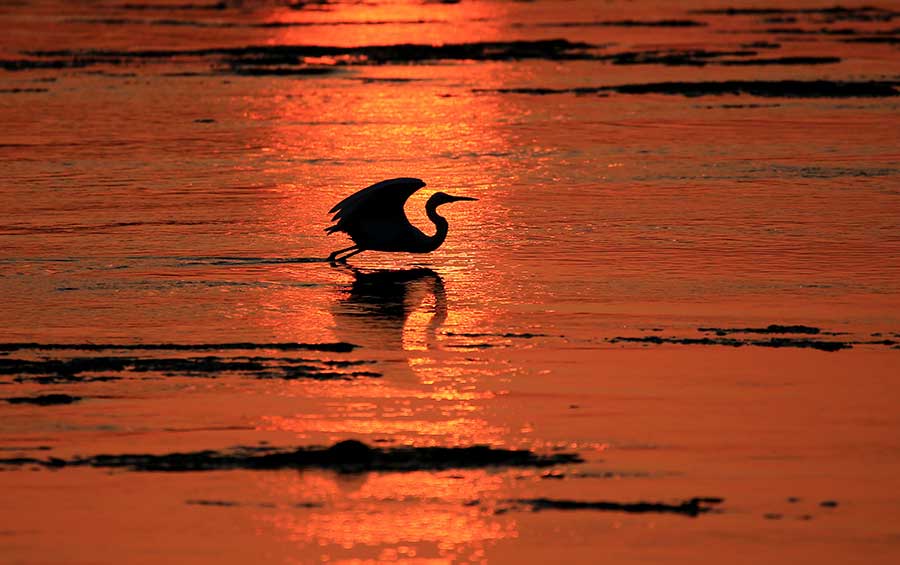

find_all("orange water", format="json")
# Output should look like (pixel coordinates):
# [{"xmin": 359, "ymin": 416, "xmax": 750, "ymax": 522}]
[{"xmin": 2, "ymin": 1, "xmax": 900, "ymax": 563}]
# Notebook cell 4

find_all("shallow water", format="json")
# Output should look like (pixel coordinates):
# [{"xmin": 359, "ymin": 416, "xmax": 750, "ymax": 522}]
[{"xmin": 2, "ymin": 1, "xmax": 900, "ymax": 563}]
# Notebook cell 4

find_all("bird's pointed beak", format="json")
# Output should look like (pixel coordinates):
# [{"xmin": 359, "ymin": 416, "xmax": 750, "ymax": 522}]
[{"xmin": 447, "ymin": 195, "xmax": 478, "ymax": 202}]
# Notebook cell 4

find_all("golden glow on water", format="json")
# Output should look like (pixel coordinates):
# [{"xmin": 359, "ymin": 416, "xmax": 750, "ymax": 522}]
[
  {"xmin": 3, "ymin": 0, "xmax": 900, "ymax": 564},
  {"xmin": 254, "ymin": 470, "xmax": 516, "ymax": 561}
]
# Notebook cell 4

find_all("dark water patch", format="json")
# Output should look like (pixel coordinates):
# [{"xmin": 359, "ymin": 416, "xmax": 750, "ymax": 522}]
[
  {"xmin": 5, "ymin": 394, "xmax": 82, "ymax": 406},
  {"xmin": 607, "ymin": 335, "xmax": 851, "ymax": 352},
  {"xmin": 444, "ymin": 331, "xmax": 547, "ymax": 339},
  {"xmin": 821, "ymin": 500, "xmax": 839, "ymax": 507},
  {"xmin": 696, "ymin": 103, "xmax": 782, "ymax": 109},
  {"xmin": 161, "ymin": 71, "xmax": 217, "ymax": 77},
  {"xmin": 0, "ymin": 439, "xmax": 582, "ymax": 473},
  {"xmin": 719, "ymin": 56, "xmax": 840, "ymax": 65},
  {"xmin": 0, "ymin": 88, "xmax": 49, "ymax": 93},
  {"xmin": 764, "ymin": 27, "xmax": 863, "ymax": 35},
  {"xmin": 17, "ymin": 375, "xmax": 122, "ymax": 385},
  {"xmin": 0, "ymin": 59, "xmax": 95, "ymax": 71},
  {"xmin": 0, "ymin": 342, "xmax": 357, "ymax": 353},
  {"xmin": 26, "ymin": 39, "xmax": 596, "ymax": 67},
  {"xmin": 531, "ymin": 19, "xmax": 706, "ymax": 28},
  {"xmin": 355, "ymin": 77, "xmax": 419, "ymax": 84},
  {"xmin": 193, "ymin": 118, "xmax": 216, "ymax": 123},
  {"xmin": 762, "ymin": 16, "xmax": 798, "ymax": 24},
  {"xmin": 570, "ymin": 470, "xmax": 655, "ymax": 479},
  {"xmin": 764, "ymin": 164, "xmax": 898, "ymax": 179},
  {"xmin": 83, "ymin": 70, "xmax": 139, "ymax": 78},
  {"xmin": 694, "ymin": 7, "xmax": 898, "ymax": 23},
  {"xmin": 474, "ymin": 87, "xmax": 602, "ymax": 96},
  {"xmin": 500, "ymin": 496, "xmax": 723, "ymax": 517},
  {"xmin": 226, "ymin": 65, "xmax": 339, "ymax": 76},
  {"xmin": 538, "ymin": 469, "xmax": 655, "ymax": 480},
  {"xmin": 866, "ymin": 339, "xmax": 897, "ymax": 346},
  {"xmin": 0, "ymin": 354, "xmax": 375, "ymax": 382},
  {"xmin": 842, "ymin": 36, "xmax": 900, "ymax": 44},
  {"xmin": 67, "ymin": 17, "xmax": 442, "ymax": 28},
  {"xmin": 598, "ymin": 48, "xmax": 756, "ymax": 67},
  {"xmin": 285, "ymin": 0, "xmax": 334, "ymax": 11},
  {"xmin": 600, "ymin": 50, "xmax": 839, "ymax": 66},
  {"xmin": 606, "ymin": 80, "xmax": 899, "ymax": 98},
  {"xmin": 186, "ymin": 499, "xmax": 239, "ymax": 507},
  {"xmin": 446, "ymin": 343, "xmax": 496, "ymax": 350},
  {"xmin": 742, "ymin": 41, "xmax": 782, "ymax": 48},
  {"xmin": 699, "ymin": 324, "xmax": 821, "ymax": 335},
  {"xmin": 114, "ymin": 1, "xmax": 229, "ymax": 10},
  {"xmin": 478, "ymin": 80, "xmax": 900, "ymax": 98}
]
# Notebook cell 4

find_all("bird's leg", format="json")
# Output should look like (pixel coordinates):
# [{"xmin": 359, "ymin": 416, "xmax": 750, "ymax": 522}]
[
  {"xmin": 328, "ymin": 245, "xmax": 357, "ymax": 264},
  {"xmin": 336, "ymin": 248, "xmax": 364, "ymax": 263}
]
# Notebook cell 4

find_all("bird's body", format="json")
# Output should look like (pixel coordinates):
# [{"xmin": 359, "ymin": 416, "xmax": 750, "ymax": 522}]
[{"xmin": 326, "ymin": 178, "xmax": 476, "ymax": 263}]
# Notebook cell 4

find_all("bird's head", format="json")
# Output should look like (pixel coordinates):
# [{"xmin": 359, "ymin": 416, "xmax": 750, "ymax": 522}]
[{"xmin": 427, "ymin": 191, "xmax": 478, "ymax": 208}]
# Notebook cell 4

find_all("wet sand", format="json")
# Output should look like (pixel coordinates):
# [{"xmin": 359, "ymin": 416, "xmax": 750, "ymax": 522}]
[{"xmin": 2, "ymin": 0, "xmax": 900, "ymax": 563}]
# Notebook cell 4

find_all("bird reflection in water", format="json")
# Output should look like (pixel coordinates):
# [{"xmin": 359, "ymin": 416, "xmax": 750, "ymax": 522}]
[{"xmin": 332, "ymin": 266, "xmax": 447, "ymax": 351}]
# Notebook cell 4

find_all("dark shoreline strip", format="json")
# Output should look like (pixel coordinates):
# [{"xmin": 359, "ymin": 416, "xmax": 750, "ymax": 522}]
[
  {"xmin": 478, "ymin": 80, "xmax": 900, "ymax": 98},
  {"xmin": 0, "ymin": 440, "xmax": 582, "ymax": 473},
  {"xmin": 115, "ymin": 1, "xmax": 229, "ymax": 10},
  {"xmin": 0, "ymin": 342, "xmax": 357, "ymax": 353},
  {"xmin": 24, "ymin": 39, "xmax": 595, "ymax": 63},
  {"xmin": 0, "ymin": 355, "xmax": 376, "ymax": 383},
  {"xmin": 692, "ymin": 7, "xmax": 898, "ymax": 18},
  {"xmin": 607, "ymin": 336, "xmax": 850, "ymax": 352},
  {"xmin": 533, "ymin": 19, "xmax": 707, "ymax": 28},
  {"xmin": 506, "ymin": 496, "xmax": 724, "ymax": 517},
  {"xmin": 698, "ymin": 324, "xmax": 820, "ymax": 335},
  {"xmin": 65, "ymin": 17, "xmax": 444, "ymax": 28},
  {"xmin": 5, "ymin": 394, "xmax": 82, "ymax": 406}
]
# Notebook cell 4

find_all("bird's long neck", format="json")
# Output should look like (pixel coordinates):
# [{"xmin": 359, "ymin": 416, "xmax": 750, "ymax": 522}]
[{"xmin": 424, "ymin": 202, "xmax": 449, "ymax": 252}]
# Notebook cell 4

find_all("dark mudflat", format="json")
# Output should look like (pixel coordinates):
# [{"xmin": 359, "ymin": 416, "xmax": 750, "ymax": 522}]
[
  {"xmin": 691, "ymin": 7, "xmax": 898, "ymax": 22},
  {"xmin": 444, "ymin": 332, "xmax": 547, "ymax": 339},
  {"xmin": 0, "ymin": 354, "xmax": 377, "ymax": 383},
  {"xmin": 698, "ymin": 324, "xmax": 821, "ymax": 335},
  {"xmin": 502, "ymin": 496, "xmax": 724, "ymax": 517},
  {"xmin": 0, "ymin": 439, "xmax": 583, "ymax": 473},
  {"xmin": 26, "ymin": 39, "xmax": 596, "ymax": 65},
  {"xmin": 478, "ymin": 80, "xmax": 900, "ymax": 98},
  {"xmin": 532, "ymin": 20, "xmax": 707, "ymax": 28},
  {"xmin": 5, "ymin": 394, "xmax": 82, "ymax": 406},
  {"xmin": 607, "ymin": 335, "xmax": 851, "ymax": 352}
]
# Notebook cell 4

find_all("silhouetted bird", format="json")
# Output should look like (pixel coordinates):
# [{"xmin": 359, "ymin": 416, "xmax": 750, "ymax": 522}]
[{"xmin": 326, "ymin": 178, "xmax": 477, "ymax": 263}]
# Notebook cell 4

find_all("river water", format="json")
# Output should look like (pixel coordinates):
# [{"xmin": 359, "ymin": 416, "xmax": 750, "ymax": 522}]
[{"xmin": 2, "ymin": 1, "xmax": 900, "ymax": 563}]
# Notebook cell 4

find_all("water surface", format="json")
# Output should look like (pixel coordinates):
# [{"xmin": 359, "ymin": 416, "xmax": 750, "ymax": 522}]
[{"xmin": 2, "ymin": 1, "xmax": 900, "ymax": 563}]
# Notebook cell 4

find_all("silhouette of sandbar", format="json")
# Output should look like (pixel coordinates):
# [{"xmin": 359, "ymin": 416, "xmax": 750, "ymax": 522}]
[
  {"xmin": 0, "ymin": 440, "xmax": 583, "ymax": 473},
  {"xmin": 502, "ymin": 496, "xmax": 724, "ymax": 517}
]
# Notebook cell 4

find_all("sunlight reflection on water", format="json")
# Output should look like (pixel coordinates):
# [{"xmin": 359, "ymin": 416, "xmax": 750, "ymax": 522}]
[{"xmin": 2, "ymin": 0, "xmax": 900, "ymax": 563}]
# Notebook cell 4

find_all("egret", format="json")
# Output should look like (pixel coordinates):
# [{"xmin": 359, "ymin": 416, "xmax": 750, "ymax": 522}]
[{"xmin": 325, "ymin": 177, "xmax": 477, "ymax": 263}]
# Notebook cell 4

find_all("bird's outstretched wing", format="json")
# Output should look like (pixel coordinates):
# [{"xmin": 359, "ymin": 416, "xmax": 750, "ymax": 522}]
[{"xmin": 325, "ymin": 177, "xmax": 426, "ymax": 235}]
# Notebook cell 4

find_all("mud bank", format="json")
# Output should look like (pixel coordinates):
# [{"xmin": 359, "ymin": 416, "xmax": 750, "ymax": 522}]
[
  {"xmin": 0, "ymin": 354, "xmax": 377, "ymax": 383},
  {"xmin": 499, "ymin": 497, "xmax": 724, "ymax": 517},
  {"xmin": 0, "ymin": 440, "xmax": 582, "ymax": 473},
  {"xmin": 479, "ymin": 80, "xmax": 899, "ymax": 98}
]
